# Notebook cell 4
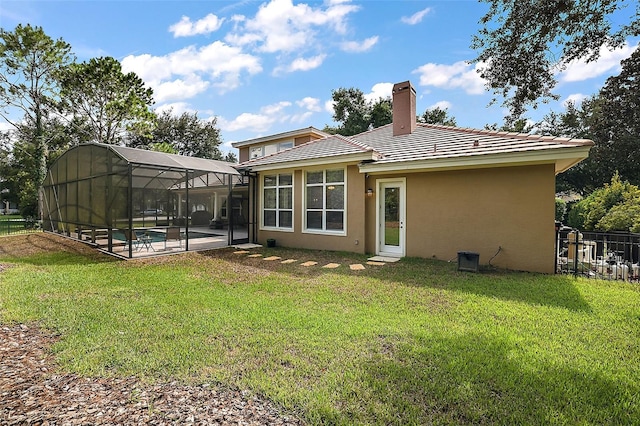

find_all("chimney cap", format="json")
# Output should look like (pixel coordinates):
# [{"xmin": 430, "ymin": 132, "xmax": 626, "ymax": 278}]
[{"xmin": 392, "ymin": 80, "xmax": 415, "ymax": 94}]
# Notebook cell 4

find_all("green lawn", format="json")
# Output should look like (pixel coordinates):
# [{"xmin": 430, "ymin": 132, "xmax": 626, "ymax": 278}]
[{"xmin": 1, "ymin": 234, "xmax": 639, "ymax": 425}]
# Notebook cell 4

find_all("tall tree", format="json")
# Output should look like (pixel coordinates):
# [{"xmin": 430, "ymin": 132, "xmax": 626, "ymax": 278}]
[
  {"xmin": 472, "ymin": 0, "xmax": 639, "ymax": 119},
  {"xmin": 129, "ymin": 109, "xmax": 226, "ymax": 160},
  {"xmin": 59, "ymin": 56, "xmax": 155, "ymax": 145},
  {"xmin": 323, "ymin": 88, "xmax": 393, "ymax": 136},
  {"xmin": 0, "ymin": 24, "xmax": 73, "ymax": 216},
  {"xmin": 420, "ymin": 106, "xmax": 457, "ymax": 126}
]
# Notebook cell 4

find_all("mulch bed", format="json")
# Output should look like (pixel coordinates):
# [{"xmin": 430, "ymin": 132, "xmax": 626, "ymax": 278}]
[{"xmin": 0, "ymin": 323, "xmax": 303, "ymax": 425}]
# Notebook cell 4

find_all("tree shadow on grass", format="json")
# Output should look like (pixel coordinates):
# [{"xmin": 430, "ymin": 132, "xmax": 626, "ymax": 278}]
[
  {"xmin": 203, "ymin": 248, "xmax": 592, "ymax": 313},
  {"xmin": 348, "ymin": 332, "xmax": 638, "ymax": 425},
  {"xmin": 0, "ymin": 233, "xmax": 116, "ymax": 266}
]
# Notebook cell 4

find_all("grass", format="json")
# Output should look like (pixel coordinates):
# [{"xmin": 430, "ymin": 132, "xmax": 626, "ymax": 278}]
[{"xmin": 1, "ymin": 234, "xmax": 639, "ymax": 425}]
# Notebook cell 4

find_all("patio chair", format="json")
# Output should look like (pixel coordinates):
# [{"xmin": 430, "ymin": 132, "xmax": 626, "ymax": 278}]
[
  {"xmin": 123, "ymin": 229, "xmax": 141, "ymax": 251},
  {"xmin": 164, "ymin": 226, "xmax": 183, "ymax": 250}
]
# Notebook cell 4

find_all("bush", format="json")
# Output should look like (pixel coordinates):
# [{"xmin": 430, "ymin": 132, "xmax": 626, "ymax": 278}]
[
  {"xmin": 569, "ymin": 173, "xmax": 640, "ymax": 231},
  {"xmin": 555, "ymin": 198, "xmax": 567, "ymax": 222}
]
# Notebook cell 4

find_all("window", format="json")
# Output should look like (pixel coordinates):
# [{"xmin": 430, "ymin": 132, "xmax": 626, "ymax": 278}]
[
  {"xmin": 250, "ymin": 140, "xmax": 294, "ymax": 159},
  {"xmin": 262, "ymin": 173, "xmax": 293, "ymax": 229},
  {"xmin": 305, "ymin": 169, "xmax": 345, "ymax": 233}
]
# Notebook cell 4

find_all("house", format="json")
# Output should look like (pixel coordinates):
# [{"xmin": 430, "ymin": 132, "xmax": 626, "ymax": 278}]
[{"xmin": 233, "ymin": 81, "xmax": 593, "ymax": 273}]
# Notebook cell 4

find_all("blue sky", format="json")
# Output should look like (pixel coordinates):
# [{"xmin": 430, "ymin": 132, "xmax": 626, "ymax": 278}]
[{"xmin": 1, "ymin": 0, "xmax": 638, "ymax": 155}]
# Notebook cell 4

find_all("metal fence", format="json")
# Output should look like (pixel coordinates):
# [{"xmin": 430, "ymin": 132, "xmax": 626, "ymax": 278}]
[
  {"xmin": 0, "ymin": 217, "xmax": 40, "ymax": 236},
  {"xmin": 557, "ymin": 227, "xmax": 640, "ymax": 281}
]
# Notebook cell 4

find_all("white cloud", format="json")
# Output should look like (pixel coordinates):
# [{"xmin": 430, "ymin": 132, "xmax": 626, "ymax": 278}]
[
  {"xmin": 413, "ymin": 60, "xmax": 486, "ymax": 95},
  {"xmin": 261, "ymin": 101, "xmax": 292, "ymax": 116},
  {"xmin": 220, "ymin": 112, "xmax": 276, "ymax": 133},
  {"xmin": 563, "ymin": 93, "xmax": 587, "ymax": 107},
  {"xmin": 155, "ymin": 102, "xmax": 195, "ymax": 116},
  {"xmin": 227, "ymin": 0, "xmax": 360, "ymax": 53},
  {"xmin": 428, "ymin": 100, "xmax": 452, "ymax": 110},
  {"xmin": 340, "ymin": 36, "xmax": 379, "ymax": 53},
  {"xmin": 153, "ymin": 77, "xmax": 210, "ymax": 103},
  {"xmin": 275, "ymin": 54, "xmax": 327, "ymax": 74},
  {"xmin": 401, "ymin": 7, "xmax": 432, "ymax": 25},
  {"xmin": 560, "ymin": 42, "xmax": 638, "ymax": 83},
  {"xmin": 169, "ymin": 14, "xmax": 224, "ymax": 37},
  {"xmin": 121, "ymin": 41, "xmax": 262, "ymax": 100},
  {"xmin": 324, "ymin": 99, "xmax": 335, "ymax": 114},
  {"xmin": 364, "ymin": 82, "xmax": 393, "ymax": 102},
  {"xmin": 296, "ymin": 97, "xmax": 322, "ymax": 112}
]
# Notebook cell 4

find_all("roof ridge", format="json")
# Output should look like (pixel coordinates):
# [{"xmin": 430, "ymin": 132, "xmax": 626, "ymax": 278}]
[{"xmin": 415, "ymin": 123, "xmax": 593, "ymax": 146}]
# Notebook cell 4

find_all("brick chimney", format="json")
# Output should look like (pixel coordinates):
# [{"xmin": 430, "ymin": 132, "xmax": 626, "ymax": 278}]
[{"xmin": 392, "ymin": 81, "xmax": 416, "ymax": 136}]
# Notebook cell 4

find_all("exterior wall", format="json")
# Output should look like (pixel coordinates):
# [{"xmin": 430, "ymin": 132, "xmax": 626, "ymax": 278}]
[
  {"xmin": 257, "ymin": 164, "xmax": 367, "ymax": 253},
  {"xmin": 239, "ymin": 147, "xmax": 250, "ymax": 163},
  {"xmin": 364, "ymin": 164, "xmax": 556, "ymax": 273}
]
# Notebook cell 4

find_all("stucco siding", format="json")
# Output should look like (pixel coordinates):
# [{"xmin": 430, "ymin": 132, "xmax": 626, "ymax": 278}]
[{"xmin": 365, "ymin": 164, "xmax": 556, "ymax": 273}]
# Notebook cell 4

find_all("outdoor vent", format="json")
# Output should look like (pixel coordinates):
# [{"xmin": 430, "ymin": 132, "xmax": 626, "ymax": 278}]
[{"xmin": 457, "ymin": 251, "xmax": 480, "ymax": 272}]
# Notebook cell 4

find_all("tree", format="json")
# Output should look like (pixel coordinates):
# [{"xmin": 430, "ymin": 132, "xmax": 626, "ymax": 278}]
[
  {"xmin": 323, "ymin": 88, "xmax": 393, "ymax": 136},
  {"xmin": 472, "ymin": 0, "xmax": 639, "ymax": 119},
  {"xmin": 567, "ymin": 173, "xmax": 640, "ymax": 232},
  {"xmin": 0, "ymin": 24, "xmax": 74, "ymax": 215},
  {"xmin": 59, "ymin": 56, "xmax": 155, "ymax": 145},
  {"xmin": 420, "ymin": 106, "xmax": 457, "ymax": 126},
  {"xmin": 130, "ymin": 109, "xmax": 226, "ymax": 160}
]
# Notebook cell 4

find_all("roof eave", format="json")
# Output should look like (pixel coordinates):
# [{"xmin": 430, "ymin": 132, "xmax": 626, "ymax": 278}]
[
  {"xmin": 245, "ymin": 152, "xmax": 380, "ymax": 172},
  {"xmin": 231, "ymin": 127, "xmax": 331, "ymax": 148},
  {"xmin": 358, "ymin": 146, "xmax": 592, "ymax": 175}
]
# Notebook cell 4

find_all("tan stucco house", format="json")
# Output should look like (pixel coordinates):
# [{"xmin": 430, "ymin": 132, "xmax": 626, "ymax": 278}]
[{"xmin": 232, "ymin": 81, "xmax": 593, "ymax": 273}]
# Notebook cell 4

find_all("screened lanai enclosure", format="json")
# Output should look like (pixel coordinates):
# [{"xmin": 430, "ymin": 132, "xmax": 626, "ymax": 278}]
[{"xmin": 41, "ymin": 142, "xmax": 255, "ymax": 258}]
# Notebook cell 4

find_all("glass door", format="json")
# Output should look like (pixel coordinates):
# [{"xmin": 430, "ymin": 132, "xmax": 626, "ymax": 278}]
[{"xmin": 378, "ymin": 180, "xmax": 405, "ymax": 256}]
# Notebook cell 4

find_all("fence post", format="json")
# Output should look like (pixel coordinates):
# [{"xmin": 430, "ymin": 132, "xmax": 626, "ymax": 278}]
[{"xmin": 573, "ymin": 230, "xmax": 580, "ymax": 278}]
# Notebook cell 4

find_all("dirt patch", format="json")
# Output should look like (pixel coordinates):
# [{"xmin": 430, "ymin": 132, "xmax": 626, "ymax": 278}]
[{"xmin": 0, "ymin": 323, "xmax": 303, "ymax": 425}]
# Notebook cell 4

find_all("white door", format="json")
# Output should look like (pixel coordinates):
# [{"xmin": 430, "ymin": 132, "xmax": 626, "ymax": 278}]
[{"xmin": 377, "ymin": 179, "xmax": 405, "ymax": 257}]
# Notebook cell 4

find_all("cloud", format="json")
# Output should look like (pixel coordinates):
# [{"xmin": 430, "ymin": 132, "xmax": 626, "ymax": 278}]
[
  {"xmin": 428, "ymin": 100, "xmax": 452, "ymax": 110},
  {"xmin": 559, "ymin": 42, "xmax": 638, "ymax": 83},
  {"xmin": 221, "ymin": 96, "xmax": 323, "ymax": 134},
  {"xmin": 169, "ymin": 13, "xmax": 225, "ymax": 37},
  {"xmin": 340, "ymin": 36, "xmax": 379, "ymax": 53},
  {"xmin": 155, "ymin": 102, "xmax": 195, "ymax": 116},
  {"xmin": 364, "ymin": 82, "xmax": 393, "ymax": 102},
  {"xmin": 563, "ymin": 93, "xmax": 587, "ymax": 107},
  {"xmin": 413, "ymin": 60, "xmax": 486, "ymax": 95},
  {"xmin": 296, "ymin": 97, "xmax": 322, "ymax": 112},
  {"xmin": 401, "ymin": 7, "xmax": 432, "ymax": 25},
  {"xmin": 121, "ymin": 41, "xmax": 262, "ymax": 100},
  {"xmin": 226, "ymin": 0, "xmax": 360, "ymax": 53},
  {"xmin": 274, "ymin": 54, "xmax": 327, "ymax": 74}
]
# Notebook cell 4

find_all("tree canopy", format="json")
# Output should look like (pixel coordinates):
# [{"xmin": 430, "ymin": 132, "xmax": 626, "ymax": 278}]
[
  {"xmin": 58, "ymin": 56, "xmax": 155, "ymax": 145},
  {"xmin": 472, "ymin": 0, "xmax": 639, "ymax": 119},
  {"xmin": 420, "ymin": 107, "xmax": 457, "ymax": 126},
  {"xmin": 324, "ymin": 88, "xmax": 392, "ymax": 136},
  {"xmin": 0, "ymin": 24, "xmax": 74, "ymax": 216}
]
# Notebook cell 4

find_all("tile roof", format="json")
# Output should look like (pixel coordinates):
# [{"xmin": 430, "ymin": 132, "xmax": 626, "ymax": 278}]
[
  {"xmin": 352, "ymin": 123, "xmax": 593, "ymax": 164},
  {"xmin": 238, "ymin": 133, "xmax": 379, "ymax": 168},
  {"xmin": 238, "ymin": 123, "xmax": 593, "ymax": 172}
]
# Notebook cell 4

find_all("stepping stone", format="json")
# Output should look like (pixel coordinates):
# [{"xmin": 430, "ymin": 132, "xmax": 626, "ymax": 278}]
[
  {"xmin": 263, "ymin": 256, "xmax": 281, "ymax": 261},
  {"xmin": 367, "ymin": 261, "xmax": 385, "ymax": 266},
  {"xmin": 233, "ymin": 250, "xmax": 250, "ymax": 254},
  {"xmin": 350, "ymin": 264, "xmax": 365, "ymax": 271},
  {"xmin": 300, "ymin": 261, "xmax": 318, "ymax": 267},
  {"xmin": 368, "ymin": 256, "xmax": 400, "ymax": 263},
  {"xmin": 323, "ymin": 263, "xmax": 340, "ymax": 269},
  {"xmin": 281, "ymin": 259, "xmax": 298, "ymax": 264},
  {"xmin": 248, "ymin": 254, "xmax": 263, "ymax": 258}
]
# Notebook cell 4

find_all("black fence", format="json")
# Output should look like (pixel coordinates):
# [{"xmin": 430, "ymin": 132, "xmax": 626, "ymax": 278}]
[
  {"xmin": 557, "ymin": 227, "xmax": 640, "ymax": 281},
  {"xmin": 0, "ymin": 217, "xmax": 40, "ymax": 236}
]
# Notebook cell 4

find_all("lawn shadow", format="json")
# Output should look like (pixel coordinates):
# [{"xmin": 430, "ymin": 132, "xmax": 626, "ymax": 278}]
[
  {"xmin": 0, "ymin": 233, "xmax": 116, "ymax": 266},
  {"xmin": 353, "ymin": 332, "xmax": 638, "ymax": 424},
  {"xmin": 202, "ymin": 248, "xmax": 593, "ymax": 313}
]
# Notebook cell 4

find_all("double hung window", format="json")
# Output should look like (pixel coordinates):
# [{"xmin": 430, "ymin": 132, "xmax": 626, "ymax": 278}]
[
  {"xmin": 305, "ymin": 169, "xmax": 345, "ymax": 232},
  {"xmin": 262, "ymin": 173, "xmax": 293, "ymax": 229}
]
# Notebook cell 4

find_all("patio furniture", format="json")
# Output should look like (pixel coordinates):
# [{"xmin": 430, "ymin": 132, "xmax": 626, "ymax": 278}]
[
  {"xmin": 123, "ymin": 229, "xmax": 141, "ymax": 252},
  {"xmin": 164, "ymin": 226, "xmax": 183, "ymax": 250}
]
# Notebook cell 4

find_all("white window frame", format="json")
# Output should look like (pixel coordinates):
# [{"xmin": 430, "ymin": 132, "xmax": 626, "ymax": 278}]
[
  {"xmin": 303, "ymin": 168, "xmax": 347, "ymax": 236},
  {"xmin": 260, "ymin": 172, "xmax": 294, "ymax": 231},
  {"xmin": 250, "ymin": 140, "xmax": 294, "ymax": 160}
]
